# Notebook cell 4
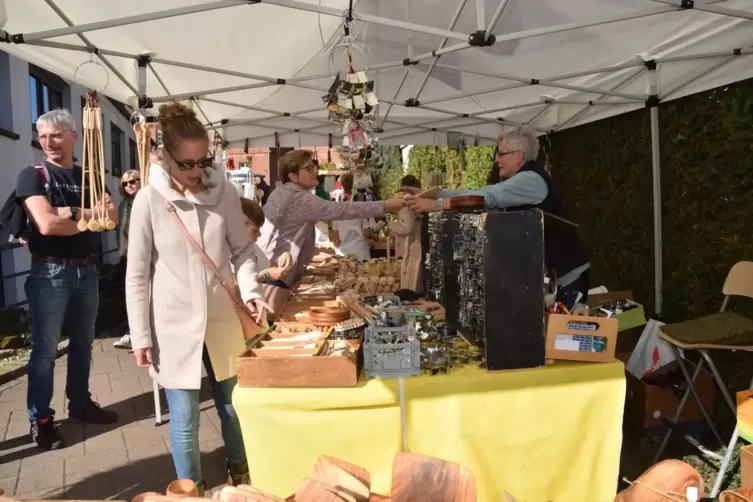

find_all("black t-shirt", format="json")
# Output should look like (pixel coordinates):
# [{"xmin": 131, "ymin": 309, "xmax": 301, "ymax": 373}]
[{"xmin": 15, "ymin": 161, "xmax": 99, "ymax": 258}]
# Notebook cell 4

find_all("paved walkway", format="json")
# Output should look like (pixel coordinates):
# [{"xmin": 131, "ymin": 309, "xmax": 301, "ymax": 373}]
[{"xmin": 0, "ymin": 337, "xmax": 231, "ymax": 500}]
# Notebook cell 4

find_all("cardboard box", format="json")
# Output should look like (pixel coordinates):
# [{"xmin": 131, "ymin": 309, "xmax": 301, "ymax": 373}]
[
  {"xmin": 625, "ymin": 364, "xmax": 716, "ymax": 428},
  {"xmin": 545, "ymin": 314, "xmax": 619, "ymax": 362},
  {"xmin": 589, "ymin": 290, "xmax": 647, "ymax": 332}
]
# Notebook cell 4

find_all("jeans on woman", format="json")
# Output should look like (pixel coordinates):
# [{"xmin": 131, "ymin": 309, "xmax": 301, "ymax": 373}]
[{"xmin": 164, "ymin": 346, "xmax": 247, "ymax": 486}]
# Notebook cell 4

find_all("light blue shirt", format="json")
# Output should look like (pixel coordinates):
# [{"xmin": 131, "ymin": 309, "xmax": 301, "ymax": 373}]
[
  {"xmin": 439, "ymin": 171, "xmax": 590, "ymax": 286},
  {"xmin": 438, "ymin": 171, "xmax": 548, "ymax": 210}
]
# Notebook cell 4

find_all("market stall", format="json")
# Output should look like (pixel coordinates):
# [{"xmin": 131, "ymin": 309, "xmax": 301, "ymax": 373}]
[
  {"xmin": 232, "ymin": 206, "xmax": 630, "ymax": 501},
  {"xmin": 234, "ymin": 361, "xmax": 624, "ymax": 501}
]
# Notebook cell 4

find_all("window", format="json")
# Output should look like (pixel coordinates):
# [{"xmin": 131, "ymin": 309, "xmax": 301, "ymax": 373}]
[
  {"xmin": 29, "ymin": 64, "xmax": 65, "ymax": 136},
  {"xmin": 111, "ymin": 123, "xmax": 124, "ymax": 177},
  {"xmin": 129, "ymin": 138, "xmax": 137, "ymax": 172},
  {"xmin": 0, "ymin": 51, "xmax": 15, "ymax": 138}
]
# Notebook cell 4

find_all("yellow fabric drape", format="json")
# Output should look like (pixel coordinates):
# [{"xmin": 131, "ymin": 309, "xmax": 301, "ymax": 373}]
[{"xmin": 233, "ymin": 360, "xmax": 625, "ymax": 502}]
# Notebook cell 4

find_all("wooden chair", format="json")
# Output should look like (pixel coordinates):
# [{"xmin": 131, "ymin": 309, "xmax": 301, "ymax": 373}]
[{"xmin": 653, "ymin": 261, "xmax": 753, "ymax": 498}]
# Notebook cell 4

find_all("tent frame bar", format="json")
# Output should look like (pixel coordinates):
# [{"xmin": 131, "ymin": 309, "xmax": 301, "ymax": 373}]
[
  {"xmin": 261, "ymin": 0, "xmax": 468, "ymax": 41},
  {"xmin": 552, "ymin": 68, "xmax": 646, "ymax": 130},
  {"xmin": 386, "ymin": 0, "xmax": 469, "ymax": 127},
  {"xmin": 18, "ymin": 1, "xmax": 249, "ymax": 43}
]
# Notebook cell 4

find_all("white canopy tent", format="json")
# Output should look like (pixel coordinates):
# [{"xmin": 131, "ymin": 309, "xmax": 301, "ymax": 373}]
[{"xmin": 3, "ymin": 0, "xmax": 753, "ymax": 319}]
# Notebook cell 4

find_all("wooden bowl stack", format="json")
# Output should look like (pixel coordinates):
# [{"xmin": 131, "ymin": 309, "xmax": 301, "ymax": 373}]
[{"xmin": 307, "ymin": 306, "xmax": 351, "ymax": 326}]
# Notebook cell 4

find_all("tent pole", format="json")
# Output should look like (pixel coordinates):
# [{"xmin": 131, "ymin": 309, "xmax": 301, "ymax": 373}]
[
  {"xmin": 475, "ymin": 0, "xmax": 485, "ymax": 31},
  {"xmin": 20, "ymin": 1, "xmax": 247, "ymax": 42},
  {"xmin": 486, "ymin": 0, "xmax": 510, "ymax": 40},
  {"xmin": 261, "ymin": 0, "xmax": 468, "ymax": 41},
  {"xmin": 647, "ymin": 63, "xmax": 663, "ymax": 316}
]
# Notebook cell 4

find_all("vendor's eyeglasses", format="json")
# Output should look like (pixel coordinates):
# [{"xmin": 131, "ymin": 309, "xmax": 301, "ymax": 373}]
[
  {"xmin": 496, "ymin": 150, "xmax": 519, "ymax": 158},
  {"xmin": 299, "ymin": 163, "xmax": 317, "ymax": 173},
  {"xmin": 121, "ymin": 179, "xmax": 140, "ymax": 187},
  {"xmin": 172, "ymin": 156, "xmax": 214, "ymax": 171}
]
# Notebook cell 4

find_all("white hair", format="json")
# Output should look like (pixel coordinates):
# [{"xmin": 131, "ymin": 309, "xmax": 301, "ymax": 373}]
[
  {"xmin": 500, "ymin": 127, "xmax": 539, "ymax": 162},
  {"xmin": 36, "ymin": 108, "xmax": 77, "ymax": 133}
]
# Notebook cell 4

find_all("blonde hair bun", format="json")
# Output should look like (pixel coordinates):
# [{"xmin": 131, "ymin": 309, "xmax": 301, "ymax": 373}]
[{"xmin": 158, "ymin": 102, "xmax": 196, "ymax": 127}]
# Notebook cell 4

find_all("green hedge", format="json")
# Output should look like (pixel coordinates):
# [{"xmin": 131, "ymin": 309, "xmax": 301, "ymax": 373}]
[{"xmin": 548, "ymin": 79, "xmax": 753, "ymax": 321}]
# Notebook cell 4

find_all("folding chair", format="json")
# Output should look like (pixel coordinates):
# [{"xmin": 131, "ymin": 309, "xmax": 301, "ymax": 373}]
[{"xmin": 653, "ymin": 261, "xmax": 753, "ymax": 498}]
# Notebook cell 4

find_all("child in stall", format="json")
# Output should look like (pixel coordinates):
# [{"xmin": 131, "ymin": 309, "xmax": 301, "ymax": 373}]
[{"xmin": 239, "ymin": 197, "xmax": 291, "ymax": 284}]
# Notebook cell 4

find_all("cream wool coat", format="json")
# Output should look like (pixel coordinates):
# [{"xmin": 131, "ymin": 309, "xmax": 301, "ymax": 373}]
[{"xmin": 125, "ymin": 162, "xmax": 264, "ymax": 389}]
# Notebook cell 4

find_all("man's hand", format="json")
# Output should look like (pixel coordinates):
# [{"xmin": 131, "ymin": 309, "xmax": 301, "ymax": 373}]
[
  {"xmin": 134, "ymin": 348, "xmax": 153, "ymax": 368},
  {"xmin": 383, "ymin": 197, "xmax": 406, "ymax": 213},
  {"xmin": 405, "ymin": 195, "xmax": 440, "ymax": 213},
  {"xmin": 246, "ymin": 298, "xmax": 273, "ymax": 324}
]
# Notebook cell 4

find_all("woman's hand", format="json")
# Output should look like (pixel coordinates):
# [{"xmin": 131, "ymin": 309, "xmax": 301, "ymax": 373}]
[
  {"xmin": 267, "ymin": 267, "xmax": 288, "ymax": 281},
  {"xmin": 246, "ymin": 298, "xmax": 273, "ymax": 324},
  {"xmin": 134, "ymin": 348, "xmax": 153, "ymax": 368},
  {"xmin": 383, "ymin": 197, "xmax": 406, "ymax": 213}
]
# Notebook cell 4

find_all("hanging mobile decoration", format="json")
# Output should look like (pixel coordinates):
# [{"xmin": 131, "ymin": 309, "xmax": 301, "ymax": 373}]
[
  {"xmin": 321, "ymin": 11, "xmax": 379, "ymax": 160},
  {"xmin": 78, "ymin": 92, "xmax": 115, "ymax": 233}
]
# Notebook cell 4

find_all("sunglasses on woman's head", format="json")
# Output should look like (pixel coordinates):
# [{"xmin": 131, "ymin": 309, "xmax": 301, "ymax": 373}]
[
  {"xmin": 121, "ymin": 179, "xmax": 140, "ymax": 187},
  {"xmin": 173, "ymin": 156, "xmax": 214, "ymax": 171}
]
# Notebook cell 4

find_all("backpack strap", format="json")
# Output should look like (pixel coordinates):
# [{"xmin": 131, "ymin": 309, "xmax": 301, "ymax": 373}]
[{"xmin": 33, "ymin": 163, "xmax": 65, "ymax": 204}]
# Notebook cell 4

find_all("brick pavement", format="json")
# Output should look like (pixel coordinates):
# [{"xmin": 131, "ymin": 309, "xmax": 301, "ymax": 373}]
[{"xmin": 0, "ymin": 337, "xmax": 232, "ymax": 501}]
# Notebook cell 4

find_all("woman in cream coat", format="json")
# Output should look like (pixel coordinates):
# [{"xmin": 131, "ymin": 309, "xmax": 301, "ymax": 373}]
[{"xmin": 126, "ymin": 103, "xmax": 265, "ymax": 491}]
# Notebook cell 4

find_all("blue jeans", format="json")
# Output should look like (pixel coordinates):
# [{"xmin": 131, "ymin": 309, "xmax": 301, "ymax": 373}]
[
  {"xmin": 25, "ymin": 262, "xmax": 99, "ymax": 421},
  {"xmin": 164, "ymin": 346, "xmax": 247, "ymax": 486}
]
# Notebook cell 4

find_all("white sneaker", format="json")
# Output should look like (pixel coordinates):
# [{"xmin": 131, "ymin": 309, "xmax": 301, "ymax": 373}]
[{"xmin": 113, "ymin": 334, "xmax": 132, "ymax": 349}]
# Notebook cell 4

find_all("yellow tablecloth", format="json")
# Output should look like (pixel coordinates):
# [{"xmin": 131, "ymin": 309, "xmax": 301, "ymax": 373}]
[{"xmin": 233, "ymin": 360, "xmax": 625, "ymax": 502}]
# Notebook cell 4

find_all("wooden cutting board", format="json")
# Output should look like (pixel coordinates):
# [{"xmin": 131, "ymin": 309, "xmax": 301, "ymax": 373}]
[
  {"xmin": 313, "ymin": 456, "xmax": 371, "ymax": 492},
  {"xmin": 390, "ymin": 452, "xmax": 477, "ymax": 502}
]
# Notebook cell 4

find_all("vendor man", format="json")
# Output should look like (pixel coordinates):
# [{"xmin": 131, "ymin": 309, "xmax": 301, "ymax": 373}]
[{"xmin": 404, "ymin": 127, "xmax": 590, "ymax": 299}]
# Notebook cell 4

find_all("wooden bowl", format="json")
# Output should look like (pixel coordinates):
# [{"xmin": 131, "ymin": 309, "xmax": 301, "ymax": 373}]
[{"xmin": 447, "ymin": 195, "xmax": 484, "ymax": 211}]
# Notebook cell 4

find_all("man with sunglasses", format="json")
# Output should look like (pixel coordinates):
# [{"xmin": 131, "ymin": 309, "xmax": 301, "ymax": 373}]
[
  {"xmin": 404, "ymin": 127, "xmax": 590, "ymax": 300},
  {"xmin": 15, "ymin": 109, "xmax": 119, "ymax": 451}
]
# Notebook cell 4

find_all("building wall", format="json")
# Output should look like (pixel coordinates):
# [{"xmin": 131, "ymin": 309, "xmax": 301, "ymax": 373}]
[
  {"xmin": 0, "ymin": 50, "xmax": 136, "ymax": 308},
  {"xmin": 225, "ymin": 146, "xmax": 344, "ymax": 178}
]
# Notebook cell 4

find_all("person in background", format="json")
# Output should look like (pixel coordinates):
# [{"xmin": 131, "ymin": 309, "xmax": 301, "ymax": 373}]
[
  {"xmin": 313, "ymin": 174, "xmax": 332, "ymax": 245},
  {"xmin": 113, "ymin": 169, "xmax": 141, "ymax": 350},
  {"xmin": 126, "ymin": 102, "xmax": 265, "ymax": 492},
  {"xmin": 256, "ymin": 150, "xmax": 405, "ymax": 294},
  {"xmin": 239, "ymin": 197, "xmax": 291, "ymax": 283},
  {"xmin": 403, "ymin": 127, "xmax": 590, "ymax": 299},
  {"xmin": 16, "ymin": 109, "xmax": 119, "ymax": 450},
  {"xmin": 314, "ymin": 174, "xmax": 331, "ymax": 201},
  {"xmin": 388, "ymin": 175, "xmax": 422, "ymax": 291},
  {"xmin": 331, "ymin": 173, "xmax": 373, "ymax": 261}
]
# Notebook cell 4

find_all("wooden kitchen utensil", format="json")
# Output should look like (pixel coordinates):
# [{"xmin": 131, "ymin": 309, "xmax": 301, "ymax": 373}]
[{"xmin": 390, "ymin": 452, "xmax": 477, "ymax": 502}]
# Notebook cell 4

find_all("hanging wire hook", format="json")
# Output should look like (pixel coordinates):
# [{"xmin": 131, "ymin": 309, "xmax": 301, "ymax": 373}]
[{"xmin": 73, "ymin": 51, "xmax": 110, "ymax": 95}]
